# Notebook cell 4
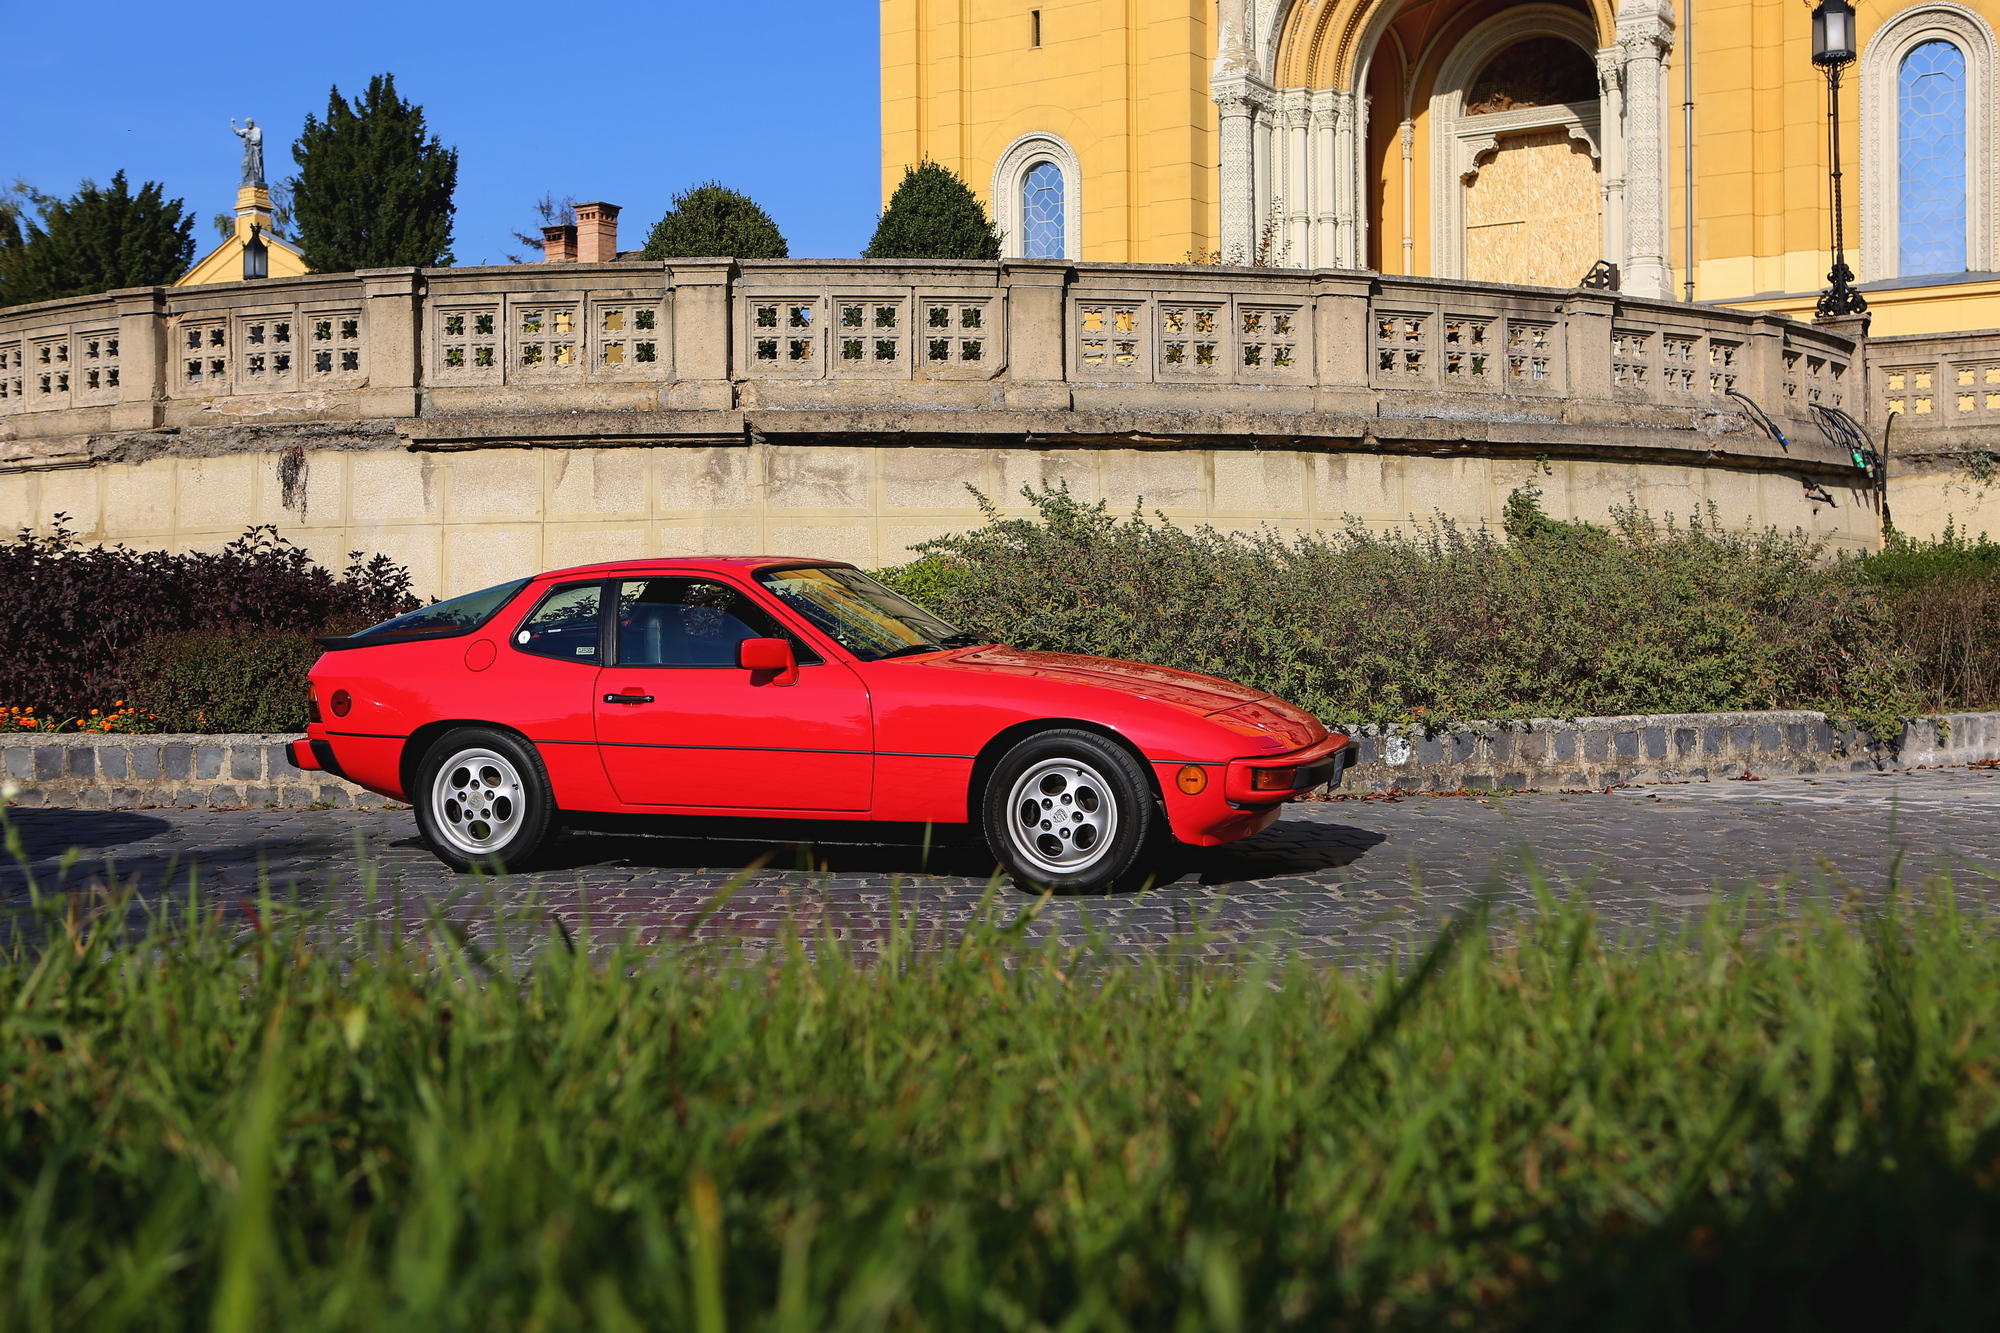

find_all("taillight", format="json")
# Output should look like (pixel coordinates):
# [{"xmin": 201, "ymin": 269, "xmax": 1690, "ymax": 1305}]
[
  {"xmin": 330, "ymin": 689, "xmax": 352, "ymax": 718},
  {"xmin": 1250, "ymin": 767, "xmax": 1299, "ymax": 791},
  {"xmin": 308, "ymin": 691, "xmax": 322, "ymax": 723}
]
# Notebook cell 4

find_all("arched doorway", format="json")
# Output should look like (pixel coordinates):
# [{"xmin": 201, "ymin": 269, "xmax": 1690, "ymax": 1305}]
[
  {"xmin": 1461, "ymin": 38, "xmax": 1603, "ymax": 286},
  {"xmin": 1427, "ymin": 6, "xmax": 1609, "ymax": 286}
]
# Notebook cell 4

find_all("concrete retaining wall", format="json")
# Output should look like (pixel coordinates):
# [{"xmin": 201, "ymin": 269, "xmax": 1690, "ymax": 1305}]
[
  {"xmin": 2, "ymin": 712, "xmax": 1997, "ymax": 812},
  {"xmin": 0, "ymin": 734, "xmax": 383, "ymax": 810},
  {"xmin": 1330, "ymin": 711, "xmax": 2000, "ymax": 792}
]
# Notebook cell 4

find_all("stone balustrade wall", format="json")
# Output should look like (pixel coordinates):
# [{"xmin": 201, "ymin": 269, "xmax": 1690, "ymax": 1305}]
[{"xmin": 0, "ymin": 260, "xmax": 1898, "ymax": 584}]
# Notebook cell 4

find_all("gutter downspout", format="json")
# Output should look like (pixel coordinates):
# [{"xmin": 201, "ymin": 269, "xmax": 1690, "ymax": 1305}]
[{"xmin": 1683, "ymin": 0, "xmax": 1696, "ymax": 301}]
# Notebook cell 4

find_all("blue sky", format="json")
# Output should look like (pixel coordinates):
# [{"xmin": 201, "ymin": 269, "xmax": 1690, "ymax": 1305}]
[{"xmin": 5, "ymin": 0, "xmax": 881, "ymax": 264}]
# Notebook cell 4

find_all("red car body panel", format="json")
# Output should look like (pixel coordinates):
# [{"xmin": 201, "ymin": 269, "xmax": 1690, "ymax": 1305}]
[{"xmin": 299, "ymin": 557, "xmax": 1351, "ymax": 844}]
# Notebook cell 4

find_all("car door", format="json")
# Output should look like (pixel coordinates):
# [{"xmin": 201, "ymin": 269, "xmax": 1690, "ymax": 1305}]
[{"xmin": 593, "ymin": 576, "xmax": 874, "ymax": 811}]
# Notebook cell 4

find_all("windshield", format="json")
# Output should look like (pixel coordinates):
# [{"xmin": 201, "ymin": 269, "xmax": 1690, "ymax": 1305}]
[
  {"xmin": 755, "ymin": 566, "xmax": 980, "ymax": 662},
  {"xmin": 349, "ymin": 578, "xmax": 531, "ymax": 642}
]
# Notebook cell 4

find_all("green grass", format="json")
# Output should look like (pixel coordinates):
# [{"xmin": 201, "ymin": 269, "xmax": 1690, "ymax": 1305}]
[{"xmin": 5, "ymin": 829, "xmax": 2000, "ymax": 1330}]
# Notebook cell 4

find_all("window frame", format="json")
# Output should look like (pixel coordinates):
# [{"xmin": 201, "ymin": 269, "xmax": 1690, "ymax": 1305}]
[
  {"xmin": 605, "ymin": 576, "xmax": 825, "ymax": 670},
  {"xmin": 1859, "ymin": 4, "xmax": 1999, "ymax": 282},
  {"xmin": 991, "ymin": 133, "xmax": 1082, "ymax": 260},
  {"xmin": 507, "ymin": 579, "xmax": 614, "ymax": 666}
]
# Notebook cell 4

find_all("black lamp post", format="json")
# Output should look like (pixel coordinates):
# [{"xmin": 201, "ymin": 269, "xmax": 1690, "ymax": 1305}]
[{"xmin": 1812, "ymin": 0, "xmax": 1868, "ymax": 317}]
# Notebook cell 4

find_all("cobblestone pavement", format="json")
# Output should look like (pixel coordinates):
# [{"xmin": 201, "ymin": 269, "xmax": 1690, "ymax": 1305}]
[{"xmin": 5, "ymin": 766, "xmax": 1998, "ymax": 960}]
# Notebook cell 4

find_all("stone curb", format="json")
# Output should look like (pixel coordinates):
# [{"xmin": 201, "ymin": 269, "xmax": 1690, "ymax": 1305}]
[
  {"xmin": 2, "ymin": 713, "xmax": 1997, "ymax": 811},
  {"xmin": 1328, "ymin": 711, "xmax": 2000, "ymax": 792},
  {"xmin": 0, "ymin": 733, "xmax": 389, "ymax": 810}
]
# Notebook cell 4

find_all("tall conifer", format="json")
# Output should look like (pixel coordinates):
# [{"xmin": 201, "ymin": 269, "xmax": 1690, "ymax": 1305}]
[
  {"xmin": 2, "ymin": 173, "xmax": 194, "ymax": 306},
  {"xmin": 640, "ymin": 183, "xmax": 788, "ymax": 259},
  {"xmin": 865, "ymin": 162, "xmax": 1002, "ymax": 261},
  {"xmin": 290, "ymin": 75, "xmax": 458, "ymax": 272}
]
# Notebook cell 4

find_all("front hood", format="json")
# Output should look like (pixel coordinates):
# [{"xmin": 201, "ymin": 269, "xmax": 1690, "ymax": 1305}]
[{"xmin": 930, "ymin": 647, "xmax": 1325, "ymax": 748}]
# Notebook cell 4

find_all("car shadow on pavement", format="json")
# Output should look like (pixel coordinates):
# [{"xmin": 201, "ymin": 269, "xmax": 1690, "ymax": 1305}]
[
  {"xmin": 1158, "ymin": 817, "xmax": 1389, "ymax": 888},
  {"xmin": 524, "ymin": 814, "xmax": 1389, "ymax": 894},
  {"xmin": 2, "ymin": 809, "xmax": 176, "ymax": 861}
]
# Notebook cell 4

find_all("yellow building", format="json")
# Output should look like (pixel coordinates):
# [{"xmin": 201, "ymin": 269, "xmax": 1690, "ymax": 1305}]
[
  {"xmin": 883, "ymin": 0, "xmax": 2000, "ymax": 335},
  {"xmin": 176, "ymin": 185, "xmax": 308, "ymax": 287}
]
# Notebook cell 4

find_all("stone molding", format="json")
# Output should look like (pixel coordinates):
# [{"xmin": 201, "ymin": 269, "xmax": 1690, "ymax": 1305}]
[{"xmin": 1857, "ymin": 4, "xmax": 2000, "ymax": 284}]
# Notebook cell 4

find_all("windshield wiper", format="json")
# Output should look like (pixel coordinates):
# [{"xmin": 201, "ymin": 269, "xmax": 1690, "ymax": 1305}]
[{"xmin": 874, "ymin": 632, "xmax": 991, "ymax": 661}]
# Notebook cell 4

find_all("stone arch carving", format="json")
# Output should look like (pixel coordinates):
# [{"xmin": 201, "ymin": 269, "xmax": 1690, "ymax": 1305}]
[
  {"xmin": 1428, "ymin": 6, "xmax": 1608, "ymax": 282},
  {"xmin": 990, "ymin": 133, "xmax": 1083, "ymax": 261},
  {"xmin": 1218, "ymin": 0, "xmax": 1672, "ymax": 287},
  {"xmin": 1858, "ymin": 3, "xmax": 1999, "ymax": 282}
]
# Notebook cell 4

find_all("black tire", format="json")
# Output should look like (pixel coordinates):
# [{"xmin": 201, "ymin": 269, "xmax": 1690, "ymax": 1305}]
[
  {"xmin": 981, "ymin": 728, "xmax": 1162, "ymax": 894},
  {"xmin": 411, "ymin": 727, "xmax": 558, "ymax": 873}
]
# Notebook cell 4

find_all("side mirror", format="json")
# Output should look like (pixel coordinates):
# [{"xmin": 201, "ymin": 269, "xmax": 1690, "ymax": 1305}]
[{"xmin": 738, "ymin": 637, "xmax": 799, "ymax": 685}]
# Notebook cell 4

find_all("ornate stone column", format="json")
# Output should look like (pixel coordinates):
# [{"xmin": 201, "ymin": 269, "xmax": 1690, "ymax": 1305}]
[
  {"xmin": 1616, "ymin": 0, "xmax": 1676, "ymax": 298},
  {"xmin": 1216, "ymin": 80, "xmax": 1273, "ymax": 259}
]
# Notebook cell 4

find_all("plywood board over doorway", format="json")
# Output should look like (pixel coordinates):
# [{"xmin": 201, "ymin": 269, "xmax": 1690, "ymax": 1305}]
[{"xmin": 1465, "ymin": 129, "xmax": 1601, "ymax": 288}]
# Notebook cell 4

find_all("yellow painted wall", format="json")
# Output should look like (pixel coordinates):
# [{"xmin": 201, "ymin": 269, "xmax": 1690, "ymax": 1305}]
[
  {"xmin": 891, "ymin": 0, "xmax": 1999, "ymax": 332},
  {"xmin": 881, "ymin": 0, "xmax": 1218, "ymax": 261}
]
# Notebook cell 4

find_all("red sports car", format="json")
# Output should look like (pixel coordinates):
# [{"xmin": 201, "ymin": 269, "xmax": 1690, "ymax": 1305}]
[{"xmin": 291, "ymin": 559, "xmax": 1351, "ymax": 893}]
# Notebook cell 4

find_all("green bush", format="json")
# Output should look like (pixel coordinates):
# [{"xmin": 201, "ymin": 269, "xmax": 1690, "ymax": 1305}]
[
  {"xmin": 640, "ymin": 182, "xmax": 788, "ymax": 259},
  {"xmin": 865, "ymin": 161, "xmax": 1003, "ymax": 260},
  {"xmin": 120, "ymin": 628, "xmax": 324, "ymax": 733},
  {"xmin": 1858, "ymin": 524, "xmax": 2000, "ymax": 710},
  {"xmin": 7, "ymin": 855, "xmax": 2000, "ymax": 1330},
  {"xmin": 886, "ymin": 484, "xmax": 1913, "ymax": 726}
]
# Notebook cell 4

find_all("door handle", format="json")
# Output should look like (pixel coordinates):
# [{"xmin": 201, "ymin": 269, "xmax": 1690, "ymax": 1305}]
[{"xmin": 603, "ymin": 693, "xmax": 655, "ymax": 704}]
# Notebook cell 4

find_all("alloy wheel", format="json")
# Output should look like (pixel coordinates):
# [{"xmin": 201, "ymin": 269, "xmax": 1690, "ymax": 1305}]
[
  {"xmin": 429, "ymin": 747, "xmax": 527, "ymax": 856},
  {"xmin": 1003, "ymin": 756, "xmax": 1119, "ymax": 879}
]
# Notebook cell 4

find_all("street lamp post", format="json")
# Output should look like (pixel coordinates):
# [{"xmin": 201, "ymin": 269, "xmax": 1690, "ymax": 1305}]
[{"xmin": 1812, "ymin": 0, "xmax": 1869, "ymax": 318}]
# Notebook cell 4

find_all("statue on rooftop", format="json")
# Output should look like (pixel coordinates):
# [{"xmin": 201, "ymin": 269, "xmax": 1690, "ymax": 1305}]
[{"xmin": 231, "ymin": 118, "xmax": 265, "ymax": 189}]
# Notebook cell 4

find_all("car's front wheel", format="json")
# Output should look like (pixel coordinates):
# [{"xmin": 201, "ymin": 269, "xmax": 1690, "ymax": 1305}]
[
  {"xmin": 412, "ymin": 727, "xmax": 557, "ymax": 872},
  {"xmin": 982, "ymin": 729, "xmax": 1161, "ymax": 894}
]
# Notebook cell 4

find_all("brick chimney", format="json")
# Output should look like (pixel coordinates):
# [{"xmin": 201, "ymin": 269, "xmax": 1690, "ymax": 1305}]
[
  {"xmin": 575, "ymin": 201, "xmax": 622, "ymax": 262},
  {"xmin": 541, "ymin": 223, "xmax": 577, "ymax": 263}
]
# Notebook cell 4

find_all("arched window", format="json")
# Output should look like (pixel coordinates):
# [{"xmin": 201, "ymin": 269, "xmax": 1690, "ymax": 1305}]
[
  {"xmin": 991, "ymin": 133, "xmax": 1081, "ymax": 259},
  {"xmin": 1859, "ymin": 5, "xmax": 1997, "ymax": 281},
  {"xmin": 1899, "ymin": 39, "xmax": 1969, "ymax": 274},
  {"xmin": 1021, "ymin": 161, "xmax": 1066, "ymax": 258}
]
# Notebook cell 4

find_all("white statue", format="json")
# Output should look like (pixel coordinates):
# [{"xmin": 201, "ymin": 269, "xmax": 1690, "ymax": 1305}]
[{"xmin": 231, "ymin": 118, "xmax": 265, "ymax": 189}]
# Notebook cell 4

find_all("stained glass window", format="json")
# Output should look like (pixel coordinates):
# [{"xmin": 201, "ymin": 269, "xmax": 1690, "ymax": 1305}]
[
  {"xmin": 1898, "ymin": 39, "xmax": 1968, "ymax": 276},
  {"xmin": 1022, "ymin": 161, "xmax": 1066, "ymax": 259}
]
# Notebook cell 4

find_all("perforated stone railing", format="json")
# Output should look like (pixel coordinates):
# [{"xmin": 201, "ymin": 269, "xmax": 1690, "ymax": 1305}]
[
  {"xmin": 0, "ymin": 260, "xmax": 1865, "ymax": 465},
  {"xmin": 1866, "ymin": 328, "xmax": 2000, "ymax": 438}
]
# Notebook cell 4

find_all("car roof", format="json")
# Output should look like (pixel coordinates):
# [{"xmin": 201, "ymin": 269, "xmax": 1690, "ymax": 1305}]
[{"xmin": 533, "ymin": 556, "xmax": 853, "ymax": 581}]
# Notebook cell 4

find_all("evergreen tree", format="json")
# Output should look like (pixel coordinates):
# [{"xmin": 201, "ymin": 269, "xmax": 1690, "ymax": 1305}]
[
  {"xmin": 865, "ymin": 161, "xmax": 1002, "ymax": 260},
  {"xmin": 289, "ymin": 74, "xmax": 458, "ymax": 272},
  {"xmin": 640, "ymin": 183, "xmax": 788, "ymax": 259},
  {"xmin": 1, "ymin": 173, "xmax": 194, "ymax": 307}
]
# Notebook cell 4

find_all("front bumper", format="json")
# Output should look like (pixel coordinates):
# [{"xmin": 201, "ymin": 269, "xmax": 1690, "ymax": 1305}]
[{"xmin": 1153, "ymin": 733, "xmax": 1354, "ymax": 847}]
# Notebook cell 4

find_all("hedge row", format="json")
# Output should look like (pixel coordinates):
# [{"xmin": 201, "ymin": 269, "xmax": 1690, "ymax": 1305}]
[{"xmin": 877, "ymin": 486, "xmax": 2000, "ymax": 730}]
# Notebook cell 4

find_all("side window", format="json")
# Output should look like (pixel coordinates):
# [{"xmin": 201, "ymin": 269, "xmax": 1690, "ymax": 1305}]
[
  {"xmin": 615, "ymin": 579, "xmax": 821, "ymax": 667},
  {"xmin": 512, "ymin": 582, "xmax": 605, "ymax": 662}
]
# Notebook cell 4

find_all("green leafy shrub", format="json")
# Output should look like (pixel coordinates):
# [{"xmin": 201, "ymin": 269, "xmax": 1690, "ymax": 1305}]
[
  {"xmin": 1858, "ymin": 522, "xmax": 2000, "ymax": 711},
  {"xmin": 865, "ymin": 161, "xmax": 1003, "ymax": 260},
  {"xmin": 640, "ymin": 182, "xmax": 788, "ymax": 259},
  {"xmin": 119, "ymin": 628, "xmax": 327, "ymax": 733},
  {"xmin": 888, "ymin": 484, "xmax": 1912, "ymax": 725},
  {"xmin": 7, "ymin": 860, "xmax": 2000, "ymax": 1330}
]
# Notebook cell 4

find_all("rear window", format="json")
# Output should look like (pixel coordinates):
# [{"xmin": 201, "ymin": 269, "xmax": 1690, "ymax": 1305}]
[{"xmin": 317, "ymin": 578, "xmax": 531, "ymax": 650}]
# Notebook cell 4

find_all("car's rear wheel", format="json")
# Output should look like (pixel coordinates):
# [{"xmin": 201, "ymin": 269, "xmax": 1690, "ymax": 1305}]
[
  {"xmin": 413, "ymin": 728, "xmax": 556, "ymax": 872},
  {"xmin": 982, "ymin": 729, "xmax": 1161, "ymax": 894}
]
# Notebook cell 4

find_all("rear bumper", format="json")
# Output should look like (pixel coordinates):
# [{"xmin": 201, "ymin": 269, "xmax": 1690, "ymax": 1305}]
[{"xmin": 286, "ymin": 738, "xmax": 347, "ymax": 779}]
